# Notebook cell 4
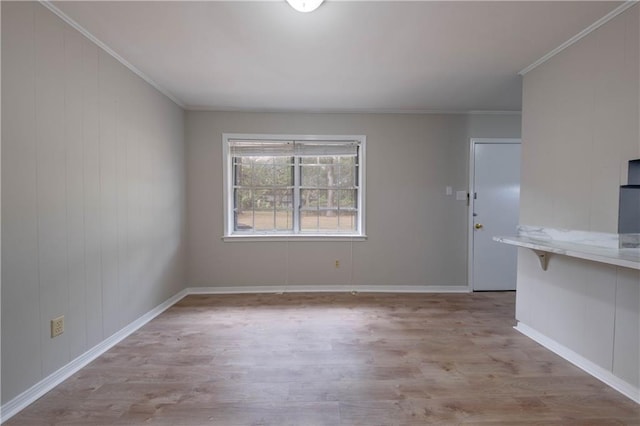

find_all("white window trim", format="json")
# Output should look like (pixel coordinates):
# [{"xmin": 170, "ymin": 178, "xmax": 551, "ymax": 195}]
[{"xmin": 222, "ymin": 133, "xmax": 367, "ymax": 241}]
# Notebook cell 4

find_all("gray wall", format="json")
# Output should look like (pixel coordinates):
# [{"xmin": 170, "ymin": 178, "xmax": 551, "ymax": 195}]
[
  {"xmin": 517, "ymin": 5, "xmax": 639, "ymax": 387},
  {"xmin": 186, "ymin": 111, "xmax": 520, "ymax": 289},
  {"xmin": 2, "ymin": 2, "xmax": 186, "ymax": 403},
  {"xmin": 1, "ymin": 1, "xmax": 3, "ymax": 407}
]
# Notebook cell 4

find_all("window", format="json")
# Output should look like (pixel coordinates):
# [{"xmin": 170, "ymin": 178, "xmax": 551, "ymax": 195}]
[{"xmin": 223, "ymin": 134, "xmax": 366, "ymax": 240}]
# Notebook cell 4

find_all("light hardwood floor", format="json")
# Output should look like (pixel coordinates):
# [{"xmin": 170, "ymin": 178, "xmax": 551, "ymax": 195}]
[{"xmin": 6, "ymin": 292, "xmax": 640, "ymax": 425}]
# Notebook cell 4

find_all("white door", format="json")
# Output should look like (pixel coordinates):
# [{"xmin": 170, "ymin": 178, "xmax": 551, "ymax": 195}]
[{"xmin": 471, "ymin": 141, "xmax": 521, "ymax": 291}]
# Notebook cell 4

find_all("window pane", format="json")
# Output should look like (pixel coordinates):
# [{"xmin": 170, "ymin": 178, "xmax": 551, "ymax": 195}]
[
  {"xmin": 234, "ymin": 161, "xmax": 253, "ymax": 186},
  {"xmin": 274, "ymin": 189, "xmax": 293, "ymax": 231},
  {"xmin": 300, "ymin": 210, "xmax": 345, "ymax": 232},
  {"xmin": 235, "ymin": 210, "xmax": 254, "ymax": 231},
  {"xmin": 300, "ymin": 211, "xmax": 320, "ymax": 232},
  {"xmin": 300, "ymin": 158, "xmax": 356, "ymax": 188},
  {"xmin": 318, "ymin": 211, "xmax": 340, "ymax": 231},
  {"xmin": 300, "ymin": 165, "xmax": 320, "ymax": 187},
  {"xmin": 235, "ymin": 188, "xmax": 253, "ymax": 213},
  {"xmin": 325, "ymin": 163, "xmax": 338, "ymax": 188},
  {"xmin": 251, "ymin": 189, "xmax": 272, "ymax": 231},
  {"xmin": 337, "ymin": 189, "xmax": 357, "ymax": 210},
  {"xmin": 274, "ymin": 164, "xmax": 292, "ymax": 186},
  {"xmin": 337, "ymin": 164, "xmax": 356, "ymax": 187},
  {"xmin": 254, "ymin": 189, "xmax": 273, "ymax": 210},
  {"xmin": 253, "ymin": 211, "xmax": 275, "ymax": 231},
  {"xmin": 300, "ymin": 189, "xmax": 318, "ymax": 210},
  {"xmin": 236, "ymin": 157, "xmax": 293, "ymax": 188},
  {"xmin": 316, "ymin": 189, "xmax": 331, "ymax": 210},
  {"xmin": 274, "ymin": 189, "xmax": 293, "ymax": 210},
  {"xmin": 252, "ymin": 163, "xmax": 274, "ymax": 186},
  {"xmin": 275, "ymin": 210, "xmax": 293, "ymax": 231},
  {"xmin": 234, "ymin": 188, "xmax": 253, "ymax": 231},
  {"xmin": 337, "ymin": 210, "xmax": 356, "ymax": 232},
  {"xmin": 273, "ymin": 156, "xmax": 292, "ymax": 165}
]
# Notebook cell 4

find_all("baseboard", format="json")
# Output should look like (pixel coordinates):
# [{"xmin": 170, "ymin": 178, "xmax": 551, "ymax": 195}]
[
  {"xmin": 186, "ymin": 285, "xmax": 470, "ymax": 294},
  {"xmin": 0, "ymin": 284, "xmax": 469, "ymax": 422},
  {"xmin": 515, "ymin": 322, "xmax": 640, "ymax": 404},
  {"xmin": 0, "ymin": 288, "xmax": 189, "ymax": 423}
]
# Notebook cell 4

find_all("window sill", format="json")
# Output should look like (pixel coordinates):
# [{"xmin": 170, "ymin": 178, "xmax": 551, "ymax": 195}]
[{"xmin": 222, "ymin": 234, "xmax": 368, "ymax": 242}]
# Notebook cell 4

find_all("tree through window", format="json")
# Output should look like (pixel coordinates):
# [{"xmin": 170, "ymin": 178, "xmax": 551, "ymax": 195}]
[{"xmin": 224, "ymin": 135, "xmax": 366, "ymax": 238}]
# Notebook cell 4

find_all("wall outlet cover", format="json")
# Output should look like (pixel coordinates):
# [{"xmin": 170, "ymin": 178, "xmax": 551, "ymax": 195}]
[{"xmin": 51, "ymin": 316, "xmax": 64, "ymax": 338}]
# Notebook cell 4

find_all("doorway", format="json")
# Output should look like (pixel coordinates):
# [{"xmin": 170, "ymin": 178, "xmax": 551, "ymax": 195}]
[{"xmin": 468, "ymin": 139, "xmax": 521, "ymax": 291}]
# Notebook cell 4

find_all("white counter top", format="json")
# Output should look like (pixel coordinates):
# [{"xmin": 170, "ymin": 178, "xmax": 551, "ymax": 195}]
[{"xmin": 494, "ymin": 234, "xmax": 640, "ymax": 271}]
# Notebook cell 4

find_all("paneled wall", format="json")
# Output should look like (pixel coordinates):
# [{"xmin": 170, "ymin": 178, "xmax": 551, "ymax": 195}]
[
  {"xmin": 1, "ymin": 1, "xmax": 3, "ymax": 407},
  {"xmin": 2, "ymin": 2, "xmax": 186, "ymax": 403},
  {"xmin": 186, "ymin": 111, "xmax": 521, "ymax": 289},
  {"xmin": 517, "ymin": 4, "xmax": 639, "ymax": 390}
]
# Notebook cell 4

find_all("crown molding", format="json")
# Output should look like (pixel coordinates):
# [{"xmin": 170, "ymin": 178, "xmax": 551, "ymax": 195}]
[
  {"xmin": 519, "ymin": 1, "xmax": 638, "ymax": 76},
  {"xmin": 186, "ymin": 106, "xmax": 522, "ymax": 115},
  {"xmin": 39, "ymin": 1, "xmax": 185, "ymax": 108},
  {"xmin": 37, "ymin": 0, "xmax": 525, "ymax": 115},
  {"xmin": 466, "ymin": 110, "xmax": 522, "ymax": 116}
]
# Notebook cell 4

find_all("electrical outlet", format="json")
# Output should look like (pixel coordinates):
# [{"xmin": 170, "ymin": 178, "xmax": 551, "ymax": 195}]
[
  {"xmin": 335, "ymin": 260, "xmax": 340, "ymax": 268},
  {"xmin": 51, "ymin": 316, "xmax": 64, "ymax": 338}
]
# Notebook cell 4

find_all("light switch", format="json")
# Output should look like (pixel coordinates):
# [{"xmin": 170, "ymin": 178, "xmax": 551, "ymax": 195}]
[
  {"xmin": 456, "ymin": 191, "xmax": 467, "ymax": 201},
  {"xmin": 446, "ymin": 186, "xmax": 453, "ymax": 195}
]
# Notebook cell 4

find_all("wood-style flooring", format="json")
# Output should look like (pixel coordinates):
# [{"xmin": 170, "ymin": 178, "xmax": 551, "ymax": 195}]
[{"xmin": 6, "ymin": 292, "xmax": 640, "ymax": 425}]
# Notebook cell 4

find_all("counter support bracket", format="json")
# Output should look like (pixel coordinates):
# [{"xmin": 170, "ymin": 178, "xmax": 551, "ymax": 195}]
[{"xmin": 532, "ymin": 249, "xmax": 549, "ymax": 271}]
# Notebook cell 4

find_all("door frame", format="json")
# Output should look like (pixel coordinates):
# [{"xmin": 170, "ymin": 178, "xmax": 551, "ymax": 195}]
[{"xmin": 467, "ymin": 138, "xmax": 521, "ymax": 291}]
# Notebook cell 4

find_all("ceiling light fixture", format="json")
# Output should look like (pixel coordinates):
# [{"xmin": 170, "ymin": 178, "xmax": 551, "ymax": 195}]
[{"xmin": 286, "ymin": 0, "xmax": 324, "ymax": 13}]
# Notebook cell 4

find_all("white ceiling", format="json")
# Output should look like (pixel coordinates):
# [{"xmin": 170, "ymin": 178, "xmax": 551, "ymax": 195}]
[{"xmin": 52, "ymin": 1, "xmax": 620, "ymax": 112}]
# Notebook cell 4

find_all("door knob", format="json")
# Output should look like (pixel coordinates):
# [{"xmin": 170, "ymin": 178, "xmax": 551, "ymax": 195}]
[{"xmin": 475, "ymin": 223, "xmax": 483, "ymax": 229}]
